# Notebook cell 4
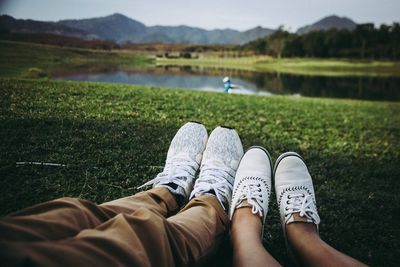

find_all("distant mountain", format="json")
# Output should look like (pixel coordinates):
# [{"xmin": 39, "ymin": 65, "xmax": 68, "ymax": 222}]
[
  {"xmin": 0, "ymin": 15, "xmax": 92, "ymax": 39},
  {"xmin": 57, "ymin": 13, "xmax": 275, "ymax": 45},
  {"xmin": 297, "ymin": 15, "xmax": 357, "ymax": 34},
  {"xmin": 3, "ymin": 13, "xmax": 359, "ymax": 45},
  {"xmin": 58, "ymin": 13, "xmax": 146, "ymax": 43}
]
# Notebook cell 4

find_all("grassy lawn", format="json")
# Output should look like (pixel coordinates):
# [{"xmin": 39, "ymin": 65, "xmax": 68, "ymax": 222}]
[
  {"xmin": 255, "ymin": 58, "xmax": 400, "ymax": 77},
  {"xmin": 157, "ymin": 56, "xmax": 400, "ymax": 77},
  {"xmin": 1, "ymin": 78, "xmax": 399, "ymax": 266},
  {"xmin": 0, "ymin": 40, "xmax": 152, "ymax": 78}
]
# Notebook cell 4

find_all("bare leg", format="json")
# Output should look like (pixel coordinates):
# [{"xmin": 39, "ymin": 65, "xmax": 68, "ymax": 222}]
[
  {"xmin": 286, "ymin": 215, "xmax": 367, "ymax": 267},
  {"xmin": 231, "ymin": 204, "xmax": 281, "ymax": 267}
]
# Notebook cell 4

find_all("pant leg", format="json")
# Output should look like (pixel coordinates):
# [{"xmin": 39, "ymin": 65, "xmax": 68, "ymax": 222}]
[
  {"xmin": 0, "ymin": 188, "xmax": 177, "ymax": 242},
  {"xmin": 100, "ymin": 187, "xmax": 178, "ymax": 216},
  {"xmin": 166, "ymin": 195, "xmax": 230, "ymax": 266},
  {"xmin": 0, "ymin": 195, "xmax": 229, "ymax": 267}
]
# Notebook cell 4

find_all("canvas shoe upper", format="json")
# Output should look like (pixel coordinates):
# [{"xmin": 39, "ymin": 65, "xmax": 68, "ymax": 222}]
[
  {"xmin": 138, "ymin": 122, "xmax": 208, "ymax": 202},
  {"xmin": 190, "ymin": 126, "xmax": 244, "ymax": 210},
  {"xmin": 274, "ymin": 152, "xmax": 320, "ymax": 238},
  {"xmin": 230, "ymin": 146, "xmax": 272, "ymax": 236}
]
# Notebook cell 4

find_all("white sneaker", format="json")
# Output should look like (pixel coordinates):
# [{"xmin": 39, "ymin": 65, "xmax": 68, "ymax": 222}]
[
  {"xmin": 190, "ymin": 126, "xmax": 244, "ymax": 210},
  {"xmin": 274, "ymin": 152, "xmax": 321, "ymax": 241},
  {"xmin": 138, "ymin": 122, "xmax": 208, "ymax": 203},
  {"xmin": 230, "ymin": 146, "xmax": 272, "ymax": 236}
]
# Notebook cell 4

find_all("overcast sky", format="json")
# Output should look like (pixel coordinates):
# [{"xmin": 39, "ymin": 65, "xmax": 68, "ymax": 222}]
[{"xmin": 1, "ymin": 0, "xmax": 399, "ymax": 31}]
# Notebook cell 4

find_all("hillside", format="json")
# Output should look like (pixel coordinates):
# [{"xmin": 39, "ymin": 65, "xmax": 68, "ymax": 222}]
[
  {"xmin": 0, "ymin": 15, "xmax": 92, "ymax": 39},
  {"xmin": 58, "ymin": 13, "xmax": 146, "ymax": 43},
  {"xmin": 0, "ymin": 13, "xmax": 362, "ymax": 44},
  {"xmin": 297, "ymin": 15, "xmax": 357, "ymax": 34},
  {"xmin": 0, "ymin": 14, "xmax": 274, "ymax": 45},
  {"xmin": 58, "ymin": 13, "xmax": 274, "ymax": 44}
]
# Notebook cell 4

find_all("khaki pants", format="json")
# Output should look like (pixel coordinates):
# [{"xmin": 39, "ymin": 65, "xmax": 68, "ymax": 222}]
[{"xmin": 0, "ymin": 188, "xmax": 229, "ymax": 267}]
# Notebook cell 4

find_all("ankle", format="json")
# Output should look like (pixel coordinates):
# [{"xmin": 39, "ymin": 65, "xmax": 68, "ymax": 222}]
[
  {"xmin": 232, "ymin": 207, "xmax": 263, "ymax": 243},
  {"xmin": 232, "ymin": 203, "xmax": 263, "ymax": 225},
  {"xmin": 286, "ymin": 220, "xmax": 320, "ymax": 247}
]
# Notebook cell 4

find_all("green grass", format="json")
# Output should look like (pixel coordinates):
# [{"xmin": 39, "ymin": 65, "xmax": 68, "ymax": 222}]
[
  {"xmin": 1, "ymin": 78, "xmax": 399, "ymax": 266},
  {"xmin": 256, "ymin": 58, "xmax": 400, "ymax": 77},
  {"xmin": 157, "ymin": 56, "xmax": 400, "ymax": 77},
  {"xmin": 0, "ymin": 40, "xmax": 153, "ymax": 78}
]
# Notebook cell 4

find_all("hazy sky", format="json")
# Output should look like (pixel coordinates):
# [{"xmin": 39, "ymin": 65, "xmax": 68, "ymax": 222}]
[{"xmin": 1, "ymin": 0, "xmax": 399, "ymax": 31}]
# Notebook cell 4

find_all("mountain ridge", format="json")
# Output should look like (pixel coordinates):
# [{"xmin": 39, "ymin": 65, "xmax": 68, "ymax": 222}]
[
  {"xmin": 1, "ymin": 13, "xmax": 361, "ymax": 45},
  {"xmin": 57, "ymin": 13, "xmax": 275, "ymax": 44},
  {"xmin": 0, "ymin": 14, "xmax": 92, "ymax": 39},
  {"xmin": 297, "ymin": 15, "xmax": 357, "ymax": 34}
]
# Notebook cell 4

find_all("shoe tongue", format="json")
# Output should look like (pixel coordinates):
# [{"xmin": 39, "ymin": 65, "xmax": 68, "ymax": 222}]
[
  {"xmin": 236, "ymin": 199, "xmax": 253, "ymax": 209},
  {"xmin": 169, "ymin": 153, "xmax": 191, "ymax": 164},
  {"xmin": 204, "ymin": 158, "xmax": 239, "ymax": 171},
  {"xmin": 287, "ymin": 212, "xmax": 314, "ymax": 224},
  {"xmin": 202, "ymin": 159, "xmax": 234, "ymax": 176},
  {"xmin": 203, "ymin": 159, "xmax": 224, "ymax": 167}
]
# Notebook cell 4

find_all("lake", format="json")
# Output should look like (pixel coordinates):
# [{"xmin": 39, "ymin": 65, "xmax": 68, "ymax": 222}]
[{"xmin": 55, "ymin": 66, "xmax": 400, "ymax": 101}]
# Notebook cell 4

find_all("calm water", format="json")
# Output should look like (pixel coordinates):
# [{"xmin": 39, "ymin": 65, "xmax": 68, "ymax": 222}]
[{"xmin": 55, "ymin": 66, "xmax": 400, "ymax": 101}]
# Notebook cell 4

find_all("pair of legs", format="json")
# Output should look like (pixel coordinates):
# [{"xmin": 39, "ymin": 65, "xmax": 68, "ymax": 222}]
[
  {"xmin": 230, "ymin": 149, "xmax": 367, "ymax": 267},
  {"xmin": 1, "ymin": 122, "xmax": 367, "ymax": 266},
  {"xmin": 0, "ymin": 188, "xmax": 228, "ymax": 266},
  {"xmin": 0, "ymin": 122, "xmax": 243, "ymax": 267},
  {"xmin": 232, "ymin": 209, "xmax": 365, "ymax": 267}
]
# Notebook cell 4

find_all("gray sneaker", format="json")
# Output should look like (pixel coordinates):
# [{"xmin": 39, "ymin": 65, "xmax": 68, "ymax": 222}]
[
  {"xmin": 138, "ymin": 122, "xmax": 208, "ymax": 203},
  {"xmin": 190, "ymin": 126, "xmax": 244, "ymax": 210}
]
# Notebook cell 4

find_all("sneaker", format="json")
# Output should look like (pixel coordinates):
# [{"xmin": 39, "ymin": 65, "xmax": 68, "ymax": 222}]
[
  {"xmin": 138, "ymin": 122, "xmax": 208, "ymax": 204},
  {"xmin": 190, "ymin": 126, "xmax": 244, "ymax": 210},
  {"xmin": 230, "ymin": 146, "xmax": 273, "ymax": 236},
  {"xmin": 274, "ymin": 152, "xmax": 321, "ymax": 249}
]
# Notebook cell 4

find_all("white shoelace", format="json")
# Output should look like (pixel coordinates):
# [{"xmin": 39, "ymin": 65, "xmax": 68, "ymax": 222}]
[
  {"xmin": 190, "ymin": 164, "xmax": 234, "ymax": 209},
  {"xmin": 138, "ymin": 157, "xmax": 199, "ymax": 191},
  {"xmin": 236, "ymin": 183, "xmax": 264, "ymax": 217},
  {"xmin": 285, "ymin": 193, "xmax": 320, "ymax": 224}
]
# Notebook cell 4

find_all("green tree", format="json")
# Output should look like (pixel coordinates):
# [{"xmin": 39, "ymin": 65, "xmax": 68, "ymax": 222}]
[{"xmin": 267, "ymin": 27, "xmax": 290, "ymax": 58}]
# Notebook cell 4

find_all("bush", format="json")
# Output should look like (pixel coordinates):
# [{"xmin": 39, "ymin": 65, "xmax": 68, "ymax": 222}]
[{"xmin": 26, "ymin": 67, "xmax": 48, "ymax": 78}]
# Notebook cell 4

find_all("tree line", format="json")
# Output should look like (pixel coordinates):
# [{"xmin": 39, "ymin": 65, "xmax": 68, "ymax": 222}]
[{"xmin": 240, "ymin": 23, "xmax": 400, "ymax": 59}]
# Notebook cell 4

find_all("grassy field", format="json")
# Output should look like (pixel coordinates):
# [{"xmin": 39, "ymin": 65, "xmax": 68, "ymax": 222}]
[
  {"xmin": 157, "ymin": 56, "xmax": 400, "ymax": 77},
  {"xmin": 1, "ymin": 78, "xmax": 399, "ymax": 266},
  {"xmin": 0, "ymin": 40, "xmax": 152, "ymax": 78}
]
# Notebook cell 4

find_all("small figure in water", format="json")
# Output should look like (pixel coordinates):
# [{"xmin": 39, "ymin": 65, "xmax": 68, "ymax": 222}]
[{"xmin": 223, "ymin": 76, "xmax": 238, "ymax": 93}]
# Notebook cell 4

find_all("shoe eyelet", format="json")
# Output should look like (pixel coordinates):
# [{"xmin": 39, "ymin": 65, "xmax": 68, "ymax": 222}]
[
  {"xmin": 258, "ymin": 188, "xmax": 261, "ymax": 192},
  {"xmin": 261, "ymin": 200, "xmax": 264, "ymax": 203},
  {"xmin": 285, "ymin": 207, "xmax": 288, "ymax": 211},
  {"xmin": 259, "ymin": 194, "xmax": 262, "ymax": 197},
  {"xmin": 302, "ymin": 194, "xmax": 305, "ymax": 197},
  {"xmin": 257, "ymin": 184, "xmax": 261, "ymax": 187},
  {"xmin": 286, "ymin": 201, "xmax": 290, "ymax": 204},
  {"xmin": 288, "ymin": 195, "xmax": 291, "ymax": 199}
]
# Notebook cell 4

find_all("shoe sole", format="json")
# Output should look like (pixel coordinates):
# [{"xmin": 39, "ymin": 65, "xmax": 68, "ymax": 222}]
[
  {"xmin": 189, "ymin": 120, "xmax": 204, "ymax": 125},
  {"xmin": 220, "ymin": 125, "xmax": 235, "ymax": 130}
]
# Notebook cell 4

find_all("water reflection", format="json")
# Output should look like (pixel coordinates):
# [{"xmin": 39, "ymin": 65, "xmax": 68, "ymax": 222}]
[{"xmin": 55, "ymin": 65, "xmax": 400, "ymax": 101}]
